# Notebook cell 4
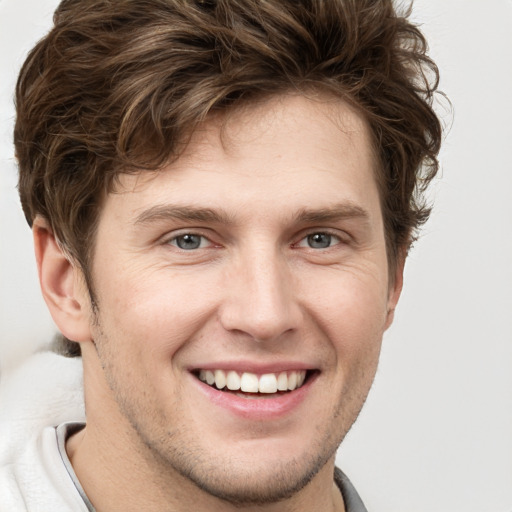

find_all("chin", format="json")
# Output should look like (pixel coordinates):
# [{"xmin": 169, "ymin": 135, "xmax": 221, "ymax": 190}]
[{"xmin": 175, "ymin": 450, "xmax": 333, "ymax": 507}]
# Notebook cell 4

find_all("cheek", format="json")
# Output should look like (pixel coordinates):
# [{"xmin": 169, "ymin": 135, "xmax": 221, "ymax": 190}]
[
  {"xmin": 94, "ymin": 267, "xmax": 219, "ymax": 361},
  {"xmin": 302, "ymin": 268, "xmax": 389, "ymax": 350}
]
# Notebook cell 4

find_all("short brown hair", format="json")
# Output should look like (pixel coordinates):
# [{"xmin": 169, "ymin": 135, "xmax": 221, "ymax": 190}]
[{"xmin": 16, "ymin": 0, "xmax": 442, "ymax": 290}]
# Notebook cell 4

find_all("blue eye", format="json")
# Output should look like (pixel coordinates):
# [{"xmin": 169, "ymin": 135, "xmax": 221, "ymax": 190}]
[
  {"xmin": 171, "ymin": 234, "xmax": 205, "ymax": 250},
  {"xmin": 306, "ymin": 233, "xmax": 333, "ymax": 249},
  {"xmin": 296, "ymin": 232, "xmax": 340, "ymax": 249}
]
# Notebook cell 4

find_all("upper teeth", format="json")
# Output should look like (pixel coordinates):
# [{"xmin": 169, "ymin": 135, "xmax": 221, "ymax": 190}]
[{"xmin": 198, "ymin": 370, "xmax": 307, "ymax": 393}]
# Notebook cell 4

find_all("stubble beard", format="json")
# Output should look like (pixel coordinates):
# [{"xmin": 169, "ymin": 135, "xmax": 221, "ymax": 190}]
[{"xmin": 126, "ymin": 412, "xmax": 346, "ymax": 507}]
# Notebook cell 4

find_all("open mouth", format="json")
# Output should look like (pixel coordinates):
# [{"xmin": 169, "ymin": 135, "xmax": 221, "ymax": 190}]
[{"xmin": 193, "ymin": 369, "xmax": 313, "ymax": 397}]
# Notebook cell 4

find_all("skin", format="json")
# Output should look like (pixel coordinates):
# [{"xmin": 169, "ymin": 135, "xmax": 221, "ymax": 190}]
[{"xmin": 35, "ymin": 93, "xmax": 403, "ymax": 512}]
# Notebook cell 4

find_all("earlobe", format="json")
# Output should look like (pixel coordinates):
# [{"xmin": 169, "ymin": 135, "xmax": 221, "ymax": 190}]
[{"xmin": 33, "ymin": 216, "xmax": 92, "ymax": 343}]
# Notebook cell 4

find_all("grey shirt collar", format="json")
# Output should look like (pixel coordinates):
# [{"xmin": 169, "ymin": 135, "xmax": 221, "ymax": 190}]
[{"xmin": 334, "ymin": 466, "xmax": 368, "ymax": 512}]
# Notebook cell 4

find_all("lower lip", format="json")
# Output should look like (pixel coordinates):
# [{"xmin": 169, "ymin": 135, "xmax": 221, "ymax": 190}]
[{"xmin": 191, "ymin": 373, "xmax": 317, "ymax": 420}]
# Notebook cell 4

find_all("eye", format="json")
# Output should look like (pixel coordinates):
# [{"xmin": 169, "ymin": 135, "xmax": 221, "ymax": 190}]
[
  {"xmin": 298, "ymin": 232, "xmax": 340, "ymax": 249},
  {"xmin": 169, "ymin": 234, "xmax": 209, "ymax": 250}
]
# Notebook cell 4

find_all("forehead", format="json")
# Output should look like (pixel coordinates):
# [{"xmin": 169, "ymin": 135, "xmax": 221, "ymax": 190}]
[{"xmin": 106, "ymin": 93, "xmax": 380, "ymax": 227}]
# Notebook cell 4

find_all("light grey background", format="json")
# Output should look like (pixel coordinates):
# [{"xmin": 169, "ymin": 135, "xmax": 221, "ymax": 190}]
[{"xmin": 1, "ymin": 1, "xmax": 511, "ymax": 510}]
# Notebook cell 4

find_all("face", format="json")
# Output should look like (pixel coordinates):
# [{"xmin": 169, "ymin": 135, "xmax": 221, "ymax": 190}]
[{"xmin": 81, "ymin": 94, "xmax": 401, "ymax": 505}]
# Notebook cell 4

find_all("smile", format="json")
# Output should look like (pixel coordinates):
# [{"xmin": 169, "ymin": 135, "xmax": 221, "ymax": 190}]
[{"xmin": 196, "ymin": 369, "xmax": 308, "ymax": 395}]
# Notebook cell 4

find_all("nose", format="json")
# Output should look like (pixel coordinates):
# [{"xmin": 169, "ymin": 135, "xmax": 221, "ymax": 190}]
[{"xmin": 218, "ymin": 246, "xmax": 302, "ymax": 343}]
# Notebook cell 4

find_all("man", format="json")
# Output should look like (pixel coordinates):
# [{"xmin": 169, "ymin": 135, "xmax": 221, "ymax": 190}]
[{"xmin": 0, "ymin": 0, "xmax": 442, "ymax": 510}]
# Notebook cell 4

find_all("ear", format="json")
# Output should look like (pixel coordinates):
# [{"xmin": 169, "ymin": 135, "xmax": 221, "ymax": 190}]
[
  {"xmin": 33, "ymin": 216, "xmax": 92, "ymax": 343},
  {"xmin": 384, "ymin": 249, "xmax": 406, "ymax": 331}
]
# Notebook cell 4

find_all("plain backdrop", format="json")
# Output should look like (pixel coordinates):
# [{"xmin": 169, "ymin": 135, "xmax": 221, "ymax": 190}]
[{"xmin": 1, "ymin": 1, "xmax": 511, "ymax": 511}]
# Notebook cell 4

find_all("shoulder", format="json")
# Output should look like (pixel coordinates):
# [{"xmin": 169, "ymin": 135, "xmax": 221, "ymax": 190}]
[
  {"xmin": 0, "ymin": 425, "xmax": 89, "ymax": 512},
  {"xmin": 0, "ymin": 350, "xmax": 85, "ymax": 465}
]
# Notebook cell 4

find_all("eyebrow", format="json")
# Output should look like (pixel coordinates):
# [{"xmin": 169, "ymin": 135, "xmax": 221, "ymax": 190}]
[
  {"xmin": 134, "ymin": 205, "xmax": 234, "ymax": 225},
  {"xmin": 134, "ymin": 202, "xmax": 371, "ymax": 227},
  {"xmin": 295, "ymin": 203, "xmax": 371, "ymax": 225}
]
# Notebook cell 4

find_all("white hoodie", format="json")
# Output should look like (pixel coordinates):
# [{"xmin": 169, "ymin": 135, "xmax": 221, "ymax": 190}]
[{"xmin": 0, "ymin": 351, "xmax": 86, "ymax": 511}]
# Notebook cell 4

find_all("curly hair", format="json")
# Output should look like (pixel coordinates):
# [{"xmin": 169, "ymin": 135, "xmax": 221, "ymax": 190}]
[{"xmin": 15, "ymin": 0, "xmax": 442, "ymax": 291}]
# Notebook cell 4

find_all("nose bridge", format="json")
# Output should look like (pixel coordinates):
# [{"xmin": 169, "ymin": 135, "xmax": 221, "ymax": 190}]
[{"xmin": 220, "ymin": 242, "xmax": 300, "ymax": 342}]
